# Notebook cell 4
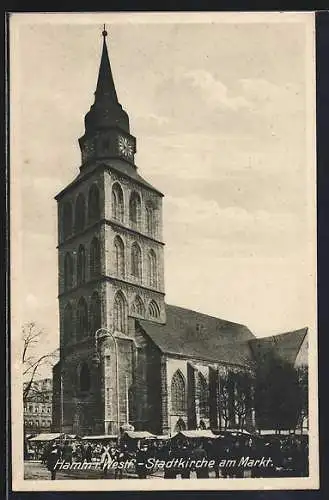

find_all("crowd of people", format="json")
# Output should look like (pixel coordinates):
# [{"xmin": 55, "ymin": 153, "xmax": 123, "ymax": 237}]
[{"xmin": 27, "ymin": 432, "xmax": 309, "ymax": 480}]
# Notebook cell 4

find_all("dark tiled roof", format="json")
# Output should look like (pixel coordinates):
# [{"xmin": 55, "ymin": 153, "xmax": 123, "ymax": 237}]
[
  {"xmin": 138, "ymin": 304, "xmax": 256, "ymax": 367},
  {"xmin": 248, "ymin": 328, "xmax": 308, "ymax": 366}
]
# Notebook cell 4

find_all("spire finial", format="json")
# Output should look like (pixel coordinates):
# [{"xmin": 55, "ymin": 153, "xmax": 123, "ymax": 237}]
[{"xmin": 102, "ymin": 24, "xmax": 107, "ymax": 39}]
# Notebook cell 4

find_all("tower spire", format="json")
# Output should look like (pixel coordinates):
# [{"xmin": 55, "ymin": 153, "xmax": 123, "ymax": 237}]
[{"xmin": 95, "ymin": 24, "xmax": 118, "ymax": 103}]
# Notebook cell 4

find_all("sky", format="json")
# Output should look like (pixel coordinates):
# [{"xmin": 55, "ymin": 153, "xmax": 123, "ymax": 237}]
[{"xmin": 11, "ymin": 13, "xmax": 316, "ymax": 368}]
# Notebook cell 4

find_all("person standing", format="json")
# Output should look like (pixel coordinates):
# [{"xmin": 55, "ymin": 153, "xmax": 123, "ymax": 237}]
[
  {"xmin": 135, "ymin": 444, "xmax": 149, "ymax": 479},
  {"xmin": 46, "ymin": 444, "xmax": 60, "ymax": 480}
]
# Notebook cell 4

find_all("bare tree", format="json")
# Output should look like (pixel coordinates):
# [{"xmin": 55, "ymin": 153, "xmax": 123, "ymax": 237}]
[{"xmin": 22, "ymin": 322, "xmax": 58, "ymax": 402}]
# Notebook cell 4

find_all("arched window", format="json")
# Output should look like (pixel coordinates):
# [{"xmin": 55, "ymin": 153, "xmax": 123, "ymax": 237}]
[
  {"xmin": 199, "ymin": 420, "xmax": 206, "ymax": 430},
  {"xmin": 129, "ymin": 191, "xmax": 141, "ymax": 228},
  {"xmin": 77, "ymin": 245, "xmax": 86, "ymax": 285},
  {"xmin": 88, "ymin": 184, "xmax": 100, "ymax": 223},
  {"xmin": 75, "ymin": 193, "xmax": 86, "ymax": 233},
  {"xmin": 79, "ymin": 362, "xmax": 91, "ymax": 392},
  {"xmin": 90, "ymin": 292, "xmax": 101, "ymax": 334},
  {"xmin": 146, "ymin": 202, "xmax": 156, "ymax": 237},
  {"xmin": 131, "ymin": 295, "xmax": 145, "ymax": 316},
  {"xmin": 114, "ymin": 235, "xmax": 125, "ymax": 278},
  {"xmin": 90, "ymin": 237, "xmax": 101, "ymax": 277},
  {"xmin": 171, "ymin": 370, "xmax": 186, "ymax": 413},
  {"xmin": 77, "ymin": 297, "xmax": 88, "ymax": 340},
  {"xmin": 63, "ymin": 303, "xmax": 73, "ymax": 345},
  {"xmin": 112, "ymin": 183, "xmax": 124, "ymax": 222},
  {"xmin": 63, "ymin": 202, "xmax": 73, "ymax": 239},
  {"xmin": 198, "ymin": 373, "xmax": 209, "ymax": 418},
  {"xmin": 113, "ymin": 291, "xmax": 127, "ymax": 333},
  {"xmin": 147, "ymin": 249, "xmax": 157, "ymax": 287},
  {"xmin": 148, "ymin": 299, "xmax": 160, "ymax": 319},
  {"xmin": 64, "ymin": 253, "xmax": 73, "ymax": 291},
  {"xmin": 131, "ymin": 242, "xmax": 142, "ymax": 278},
  {"xmin": 174, "ymin": 418, "xmax": 186, "ymax": 432}
]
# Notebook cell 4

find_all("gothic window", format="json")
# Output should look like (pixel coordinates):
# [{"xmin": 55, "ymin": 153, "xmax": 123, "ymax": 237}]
[
  {"xmin": 77, "ymin": 245, "xmax": 86, "ymax": 285},
  {"xmin": 131, "ymin": 242, "xmax": 142, "ymax": 278},
  {"xmin": 129, "ymin": 191, "xmax": 141, "ymax": 228},
  {"xmin": 112, "ymin": 183, "xmax": 124, "ymax": 222},
  {"xmin": 198, "ymin": 373, "xmax": 209, "ymax": 418},
  {"xmin": 148, "ymin": 299, "xmax": 160, "ymax": 319},
  {"xmin": 131, "ymin": 295, "xmax": 145, "ymax": 316},
  {"xmin": 146, "ymin": 201, "xmax": 156, "ymax": 237},
  {"xmin": 88, "ymin": 184, "xmax": 101, "ymax": 223},
  {"xmin": 90, "ymin": 237, "xmax": 101, "ymax": 277},
  {"xmin": 171, "ymin": 370, "xmax": 186, "ymax": 413},
  {"xmin": 77, "ymin": 297, "xmax": 88, "ymax": 340},
  {"xmin": 64, "ymin": 252, "xmax": 73, "ymax": 291},
  {"xmin": 75, "ymin": 193, "xmax": 86, "ymax": 233},
  {"xmin": 90, "ymin": 291, "xmax": 101, "ymax": 335},
  {"xmin": 114, "ymin": 235, "xmax": 125, "ymax": 277},
  {"xmin": 63, "ymin": 202, "xmax": 73, "ymax": 239},
  {"xmin": 113, "ymin": 291, "xmax": 127, "ymax": 333},
  {"xmin": 63, "ymin": 303, "xmax": 73, "ymax": 345},
  {"xmin": 147, "ymin": 249, "xmax": 157, "ymax": 287},
  {"xmin": 79, "ymin": 362, "xmax": 91, "ymax": 392}
]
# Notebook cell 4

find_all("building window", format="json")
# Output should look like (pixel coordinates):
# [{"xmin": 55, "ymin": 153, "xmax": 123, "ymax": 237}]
[
  {"xmin": 79, "ymin": 363, "xmax": 91, "ymax": 392},
  {"xmin": 75, "ymin": 193, "xmax": 86, "ymax": 233},
  {"xmin": 174, "ymin": 418, "xmax": 186, "ymax": 432},
  {"xmin": 113, "ymin": 291, "xmax": 127, "ymax": 333},
  {"xmin": 63, "ymin": 202, "xmax": 73, "ymax": 239},
  {"xmin": 64, "ymin": 252, "xmax": 73, "ymax": 291},
  {"xmin": 129, "ymin": 191, "xmax": 141, "ymax": 228},
  {"xmin": 147, "ymin": 249, "xmax": 157, "ymax": 287},
  {"xmin": 77, "ymin": 245, "xmax": 86, "ymax": 285},
  {"xmin": 90, "ymin": 237, "xmax": 101, "ymax": 277},
  {"xmin": 114, "ymin": 235, "xmax": 125, "ymax": 278},
  {"xmin": 112, "ymin": 183, "xmax": 124, "ymax": 222},
  {"xmin": 77, "ymin": 297, "xmax": 88, "ymax": 340},
  {"xmin": 131, "ymin": 242, "xmax": 142, "ymax": 278},
  {"xmin": 146, "ymin": 202, "xmax": 156, "ymax": 237},
  {"xmin": 131, "ymin": 295, "xmax": 145, "ymax": 316},
  {"xmin": 197, "ymin": 373, "xmax": 209, "ymax": 418},
  {"xmin": 88, "ymin": 184, "xmax": 101, "ymax": 223},
  {"xmin": 63, "ymin": 303, "xmax": 73, "ymax": 345},
  {"xmin": 148, "ymin": 299, "xmax": 160, "ymax": 319},
  {"xmin": 171, "ymin": 370, "xmax": 186, "ymax": 413},
  {"xmin": 90, "ymin": 291, "xmax": 101, "ymax": 335}
]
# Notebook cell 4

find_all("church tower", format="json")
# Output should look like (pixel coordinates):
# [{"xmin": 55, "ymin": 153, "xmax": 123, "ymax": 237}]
[{"xmin": 54, "ymin": 28, "xmax": 165, "ymax": 435}]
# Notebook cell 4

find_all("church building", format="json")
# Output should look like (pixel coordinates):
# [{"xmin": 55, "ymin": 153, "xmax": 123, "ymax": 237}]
[{"xmin": 52, "ymin": 30, "xmax": 308, "ymax": 436}]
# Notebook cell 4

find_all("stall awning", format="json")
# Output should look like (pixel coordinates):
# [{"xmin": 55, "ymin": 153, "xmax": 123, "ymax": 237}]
[
  {"xmin": 81, "ymin": 435, "xmax": 118, "ymax": 441},
  {"xmin": 124, "ymin": 431, "xmax": 156, "ymax": 439},
  {"xmin": 173, "ymin": 430, "xmax": 218, "ymax": 439},
  {"xmin": 156, "ymin": 435, "xmax": 171, "ymax": 440},
  {"xmin": 29, "ymin": 433, "xmax": 63, "ymax": 442}
]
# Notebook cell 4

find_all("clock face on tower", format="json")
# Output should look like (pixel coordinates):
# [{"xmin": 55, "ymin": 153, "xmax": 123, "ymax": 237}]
[{"xmin": 118, "ymin": 135, "xmax": 134, "ymax": 159}]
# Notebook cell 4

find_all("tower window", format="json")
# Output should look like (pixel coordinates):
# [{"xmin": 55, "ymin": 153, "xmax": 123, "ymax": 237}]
[
  {"xmin": 147, "ymin": 249, "xmax": 157, "ymax": 287},
  {"xmin": 131, "ymin": 295, "xmax": 145, "ymax": 316},
  {"xmin": 148, "ymin": 299, "xmax": 160, "ymax": 319},
  {"xmin": 77, "ymin": 245, "xmax": 86, "ymax": 285},
  {"xmin": 75, "ymin": 193, "xmax": 86, "ymax": 233},
  {"xmin": 113, "ymin": 291, "xmax": 127, "ymax": 333},
  {"xmin": 88, "ymin": 184, "xmax": 101, "ymax": 223},
  {"xmin": 77, "ymin": 297, "xmax": 88, "ymax": 340},
  {"xmin": 90, "ymin": 291, "xmax": 101, "ymax": 335},
  {"xmin": 90, "ymin": 237, "xmax": 101, "ymax": 277},
  {"xmin": 63, "ymin": 302, "xmax": 73, "ymax": 345},
  {"xmin": 114, "ymin": 235, "xmax": 125, "ymax": 278},
  {"xmin": 129, "ymin": 191, "xmax": 141, "ymax": 228},
  {"xmin": 63, "ymin": 202, "xmax": 73, "ymax": 240},
  {"xmin": 197, "ymin": 373, "xmax": 209, "ymax": 418},
  {"xmin": 79, "ymin": 362, "xmax": 91, "ymax": 392},
  {"xmin": 64, "ymin": 252, "xmax": 73, "ymax": 291},
  {"xmin": 131, "ymin": 242, "xmax": 142, "ymax": 278},
  {"xmin": 112, "ymin": 183, "xmax": 124, "ymax": 222},
  {"xmin": 171, "ymin": 370, "xmax": 186, "ymax": 413},
  {"xmin": 146, "ymin": 202, "xmax": 156, "ymax": 237}
]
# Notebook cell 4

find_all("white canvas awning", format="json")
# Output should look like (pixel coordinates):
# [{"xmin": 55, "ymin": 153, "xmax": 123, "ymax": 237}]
[
  {"xmin": 29, "ymin": 433, "xmax": 63, "ymax": 442},
  {"xmin": 173, "ymin": 430, "xmax": 218, "ymax": 439},
  {"xmin": 81, "ymin": 435, "xmax": 118, "ymax": 441},
  {"xmin": 124, "ymin": 431, "xmax": 156, "ymax": 439}
]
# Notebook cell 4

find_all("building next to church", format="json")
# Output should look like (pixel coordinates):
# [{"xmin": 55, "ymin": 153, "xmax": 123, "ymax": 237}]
[
  {"xmin": 24, "ymin": 378, "xmax": 53, "ymax": 436},
  {"xmin": 52, "ymin": 29, "xmax": 308, "ymax": 437}
]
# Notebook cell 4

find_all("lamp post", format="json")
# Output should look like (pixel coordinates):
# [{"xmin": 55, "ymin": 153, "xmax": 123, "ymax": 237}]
[{"xmin": 92, "ymin": 327, "xmax": 120, "ymax": 435}]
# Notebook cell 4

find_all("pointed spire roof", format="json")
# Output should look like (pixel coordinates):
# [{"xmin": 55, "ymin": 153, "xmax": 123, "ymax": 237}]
[{"xmin": 95, "ymin": 27, "xmax": 118, "ymax": 102}]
